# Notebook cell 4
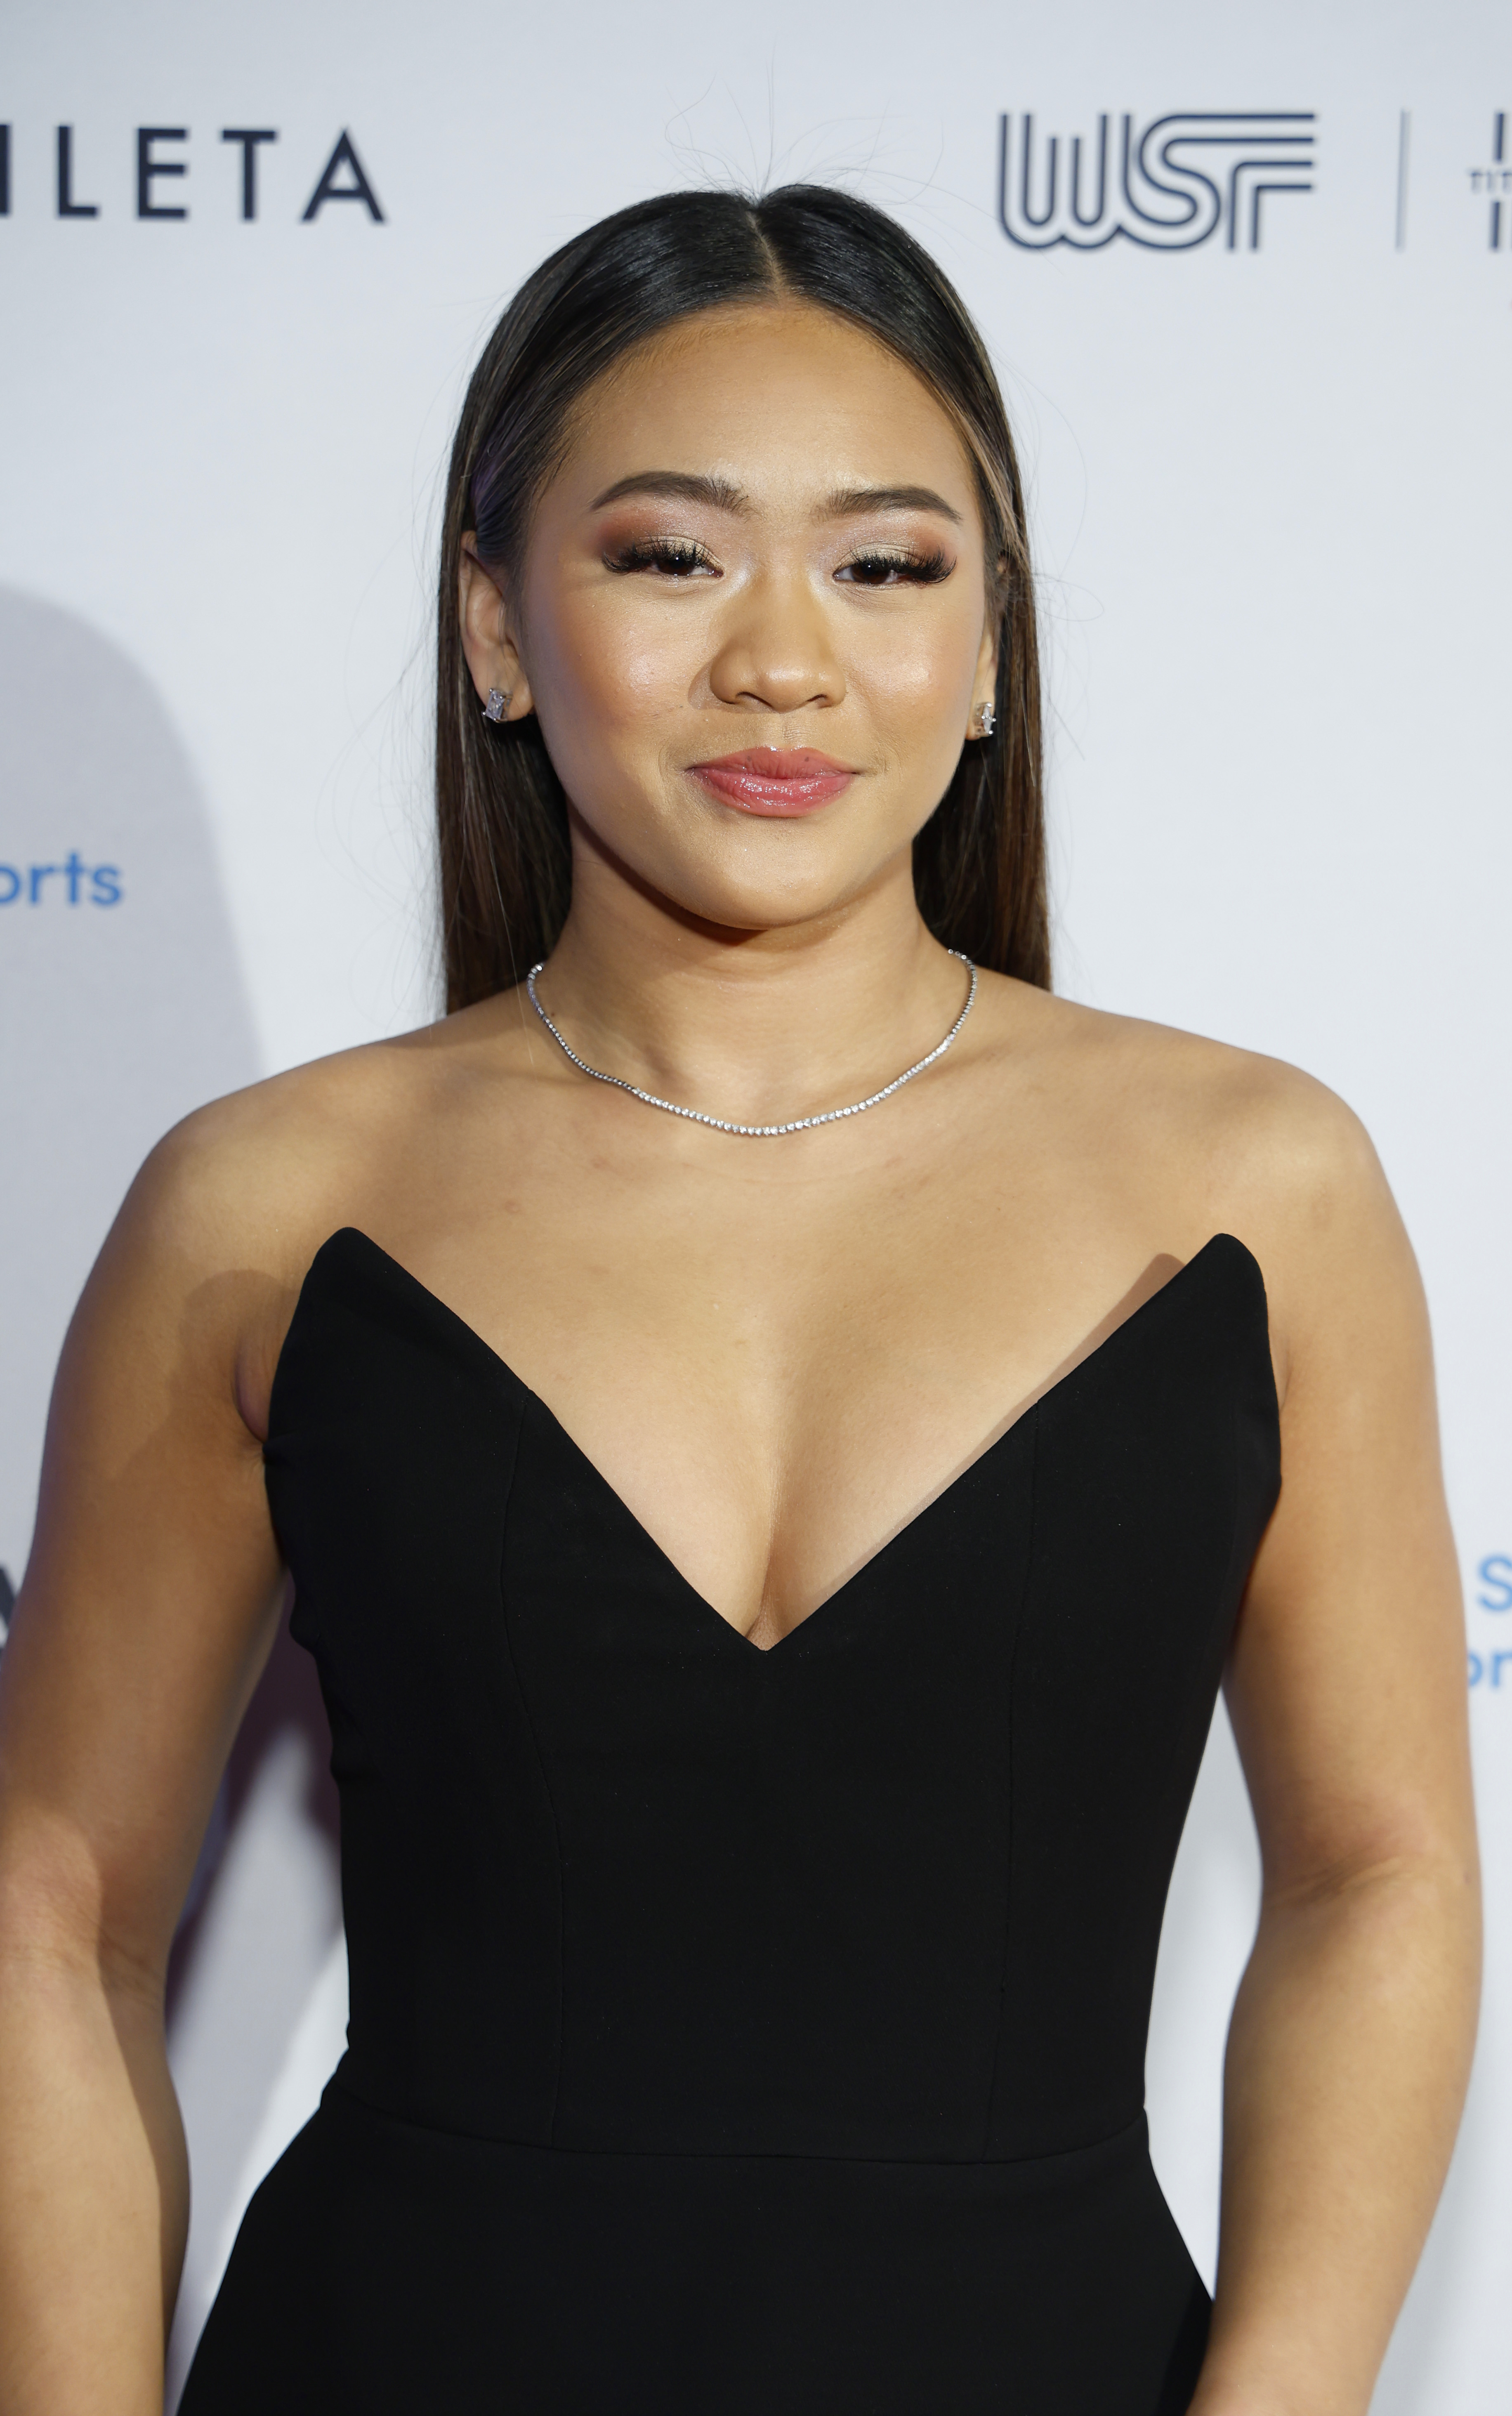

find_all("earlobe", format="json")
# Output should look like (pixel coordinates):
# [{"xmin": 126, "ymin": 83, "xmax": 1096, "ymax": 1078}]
[
  {"xmin": 459, "ymin": 535, "xmax": 533, "ymax": 720},
  {"xmin": 971, "ymin": 610, "xmax": 1001, "ymax": 740}
]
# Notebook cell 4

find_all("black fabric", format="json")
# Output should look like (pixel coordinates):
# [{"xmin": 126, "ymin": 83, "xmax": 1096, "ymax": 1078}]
[{"xmin": 182, "ymin": 1227, "xmax": 1279, "ymax": 2414}]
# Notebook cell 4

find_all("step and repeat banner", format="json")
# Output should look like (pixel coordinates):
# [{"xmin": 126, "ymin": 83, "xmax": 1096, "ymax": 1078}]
[{"xmin": 2, "ymin": 0, "xmax": 1508, "ymax": 2405}]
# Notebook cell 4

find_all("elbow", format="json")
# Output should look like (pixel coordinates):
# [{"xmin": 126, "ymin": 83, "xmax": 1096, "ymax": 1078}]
[
  {"xmin": 1263, "ymin": 1840, "xmax": 1480, "ymax": 1920},
  {"xmin": 1257, "ymin": 1840, "xmax": 1484, "ymax": 2031},
  {"xmin": 0, "ymin": 1835, "xmax": 167, "ymax": 2018}
]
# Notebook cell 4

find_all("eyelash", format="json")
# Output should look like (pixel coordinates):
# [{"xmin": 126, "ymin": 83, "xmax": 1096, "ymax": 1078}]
[
  {"xmin": 604, "ymin": 539, "xmax": 953, "ymax": 587},
  {"xmin": 608, "ymin": 539, "xmax": 715, "ymax": 577},
  {"xmin": 840, "ymin": 547, "xmax": 952, "ymax": 588}
]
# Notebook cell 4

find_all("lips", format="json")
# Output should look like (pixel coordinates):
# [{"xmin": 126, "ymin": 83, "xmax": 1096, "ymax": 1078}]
[{"xmin": 689, "ymin": 746, "xmax": 855, "ymax": 817}]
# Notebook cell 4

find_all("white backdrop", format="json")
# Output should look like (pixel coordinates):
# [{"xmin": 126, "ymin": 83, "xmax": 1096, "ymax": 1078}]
[{"xmin": 1, "ymin": 1, "xmax": 1507, "ymax": 2406}]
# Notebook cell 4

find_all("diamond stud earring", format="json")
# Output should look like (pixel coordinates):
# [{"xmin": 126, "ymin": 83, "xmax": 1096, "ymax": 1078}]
[
  {"xmin": 483, "ymin": 687, "xmax": 510, "ymax": 723},
  {"xmin": 974, "ymin": 701, "xmax": 996, "ymax": 738}
]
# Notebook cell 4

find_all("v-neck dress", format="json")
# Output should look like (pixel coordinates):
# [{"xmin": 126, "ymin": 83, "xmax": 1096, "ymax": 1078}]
[{"xmin": 181, "ymin": 1225, "xmax": 1280, "ymax": 2416}]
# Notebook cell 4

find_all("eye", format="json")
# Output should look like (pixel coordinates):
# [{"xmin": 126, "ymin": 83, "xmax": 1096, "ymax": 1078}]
[
  {"xmin": 835, "ymin": 547, "xmax": 953, "ymax": 588},
  {"xmin": 604, "ymin": 538, "xmax": 721, "ymax": 579}
]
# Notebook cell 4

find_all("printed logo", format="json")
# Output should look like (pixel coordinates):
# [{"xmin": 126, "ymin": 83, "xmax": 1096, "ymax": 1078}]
[
  {"xmin": 1468, "ymin": 1552, "xmax": 1512, "ymax": 1693},
  {"xmin": 1477, "ymin": 1553, "xmax": 1512, "ymax": 1612},
  {"xmin": 0, "ymin": 125, "xmax": 383, "ymax": 222},
  {"xmin": 997, "ymin": 111, "xmax": 1316, "ymax": 251},
  {"xmin": 1468, "ymin": 113, "xmax": 1511, "ymax": 248},
  {"xmin": 0, "ymin": 854, "xmax": 122, "ymax": 906}
]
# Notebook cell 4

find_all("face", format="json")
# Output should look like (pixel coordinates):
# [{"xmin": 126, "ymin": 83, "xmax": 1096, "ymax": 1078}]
[{"xmin": 460, "ymin": 300, "xmax": 998, "ymax": 939}]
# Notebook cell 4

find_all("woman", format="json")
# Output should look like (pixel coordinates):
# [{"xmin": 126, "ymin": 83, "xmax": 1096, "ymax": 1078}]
[{"xmin": 0, "ymin": 186, "xmax": 1479, "ymax": 2415}]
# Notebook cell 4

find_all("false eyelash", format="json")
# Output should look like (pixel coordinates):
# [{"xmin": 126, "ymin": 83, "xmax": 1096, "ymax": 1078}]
[
  {"xmin": 841, "ymin": 547, "xmax": 953, "ymax": 586},
  {"xmin": 606, "ymin": 538, "xmax": 718, "ymax": 576}
]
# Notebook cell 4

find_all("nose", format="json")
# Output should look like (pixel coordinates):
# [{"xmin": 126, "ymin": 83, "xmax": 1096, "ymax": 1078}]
[{"xmin": 705, "ymin": 569, "xmax": 845, "ymax": 715}]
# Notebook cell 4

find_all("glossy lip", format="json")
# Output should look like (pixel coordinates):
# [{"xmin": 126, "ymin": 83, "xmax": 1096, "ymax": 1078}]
[{"xmin": 688, "ymin": 746, "xmax": 856, "ymax": 818}]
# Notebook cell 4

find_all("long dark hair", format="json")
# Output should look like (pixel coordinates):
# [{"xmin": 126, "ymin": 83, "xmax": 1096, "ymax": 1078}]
[{"xmin": 436, "ymin": 186, "xmax": 1048, "ymax": 1010}]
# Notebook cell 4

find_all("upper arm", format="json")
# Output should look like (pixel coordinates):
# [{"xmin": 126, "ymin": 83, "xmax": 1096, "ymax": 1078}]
[
  {"xmin": 0, "ymin": 1114, "xmax": 298, "ymax": 1994},
  {"xmin": 1222, "ymin": 1080, "xmax": 1477, "ymax": 1899}
]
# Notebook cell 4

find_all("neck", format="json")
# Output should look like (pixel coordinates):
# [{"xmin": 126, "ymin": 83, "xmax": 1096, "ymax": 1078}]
[{"xmin": 526, "ymin": 833, "xmax": 967, "ymax": 1130}]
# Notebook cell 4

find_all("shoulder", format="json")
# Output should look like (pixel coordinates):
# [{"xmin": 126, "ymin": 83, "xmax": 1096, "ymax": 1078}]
[
  {"xmin": 988, "ymin": 977, "xmax": 1384, "ymax": 1215},
  {"xmin": 980, "ymin": 981, "xmax": 1413, "ymax": 1392},
  {"xmin": 77, "ymin": 1012, "xmax": 494, "ymax": 1439},
  {"xmin": 120, "ymin": 1028, "xmax": 443, "ymax": 1278}
]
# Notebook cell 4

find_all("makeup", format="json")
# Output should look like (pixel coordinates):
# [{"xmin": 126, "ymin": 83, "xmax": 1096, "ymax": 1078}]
[{"xmin": 689, "ymin": 747, "xmax": 854, "ymax": 817}]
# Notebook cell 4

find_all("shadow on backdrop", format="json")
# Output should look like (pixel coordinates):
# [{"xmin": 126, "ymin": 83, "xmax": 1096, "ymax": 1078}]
[{"xmin": 0, "ymin": 585, "xmax": 342, "ymax": 2392}]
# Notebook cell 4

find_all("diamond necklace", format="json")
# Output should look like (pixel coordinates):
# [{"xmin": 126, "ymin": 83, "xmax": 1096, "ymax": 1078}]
[{"xmin": 524, "ymin": 951, "xmax": 978, "ymax": 1139}]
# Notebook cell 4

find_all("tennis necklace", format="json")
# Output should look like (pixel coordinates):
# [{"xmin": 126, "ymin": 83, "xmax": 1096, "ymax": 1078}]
[{"xmin": 524, "ymin": 951, "xmax": 978, "ymax": 1140}]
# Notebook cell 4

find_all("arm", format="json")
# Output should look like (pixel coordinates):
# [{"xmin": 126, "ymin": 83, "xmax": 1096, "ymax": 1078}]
[
  {"xmin": 0, "ymin": 1131, "xmax": 293, "ymax": 2414},
  {"xmin": 1190, "ymin": 1102, "xmax": 1480, "ymax": 2416}
]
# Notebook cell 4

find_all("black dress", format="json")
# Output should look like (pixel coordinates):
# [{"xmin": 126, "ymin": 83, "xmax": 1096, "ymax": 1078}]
[{"xmin": 182, "ymin": 1227, "xmax": 1278, "ymax": 2415}]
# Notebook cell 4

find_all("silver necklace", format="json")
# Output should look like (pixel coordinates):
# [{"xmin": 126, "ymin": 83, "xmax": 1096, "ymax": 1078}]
[{"xmin": 524, "ymin": 951, "xmax": 978, "ymax": 1139}]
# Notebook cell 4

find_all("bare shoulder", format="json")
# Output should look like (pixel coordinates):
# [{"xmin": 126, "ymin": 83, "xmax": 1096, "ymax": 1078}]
[
  {"xmin": 986, "ymin": 981, "xmax": 1417, "ymax": 1388},
  {"xmin": 994, "ymin": 979, "xmax": 1375, "ymax": 1191},
  {"xmin": 73, "ymin": 1006, "xmax": 496, "ymax": 1437},
  {"xmin": 120, "ymin": 1027, "xmax": 438, "ymax": 1277}
]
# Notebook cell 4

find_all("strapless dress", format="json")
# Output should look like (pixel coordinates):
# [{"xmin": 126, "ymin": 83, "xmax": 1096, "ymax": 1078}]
[{"xmin": 181, "ymin": 1227, "xmax": 1278, "ymax": 2414}]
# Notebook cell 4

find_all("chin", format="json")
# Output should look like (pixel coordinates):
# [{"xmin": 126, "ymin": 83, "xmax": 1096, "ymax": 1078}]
[{"xmin": 667, "ymin": 886, "xmax": 838, "ymax": 940}]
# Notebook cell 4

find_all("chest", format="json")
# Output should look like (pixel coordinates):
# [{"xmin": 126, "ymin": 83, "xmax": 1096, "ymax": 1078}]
[
  {"xmin": 266, "ymin": 1224, "xmax": 1278, "ymax": 2159},
  {"xmin": 341, "ymin": 1114, "xmax": 1191, "ymax": 1642}
]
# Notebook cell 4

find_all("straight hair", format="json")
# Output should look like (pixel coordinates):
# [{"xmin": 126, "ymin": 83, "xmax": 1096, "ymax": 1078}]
[{"xmin": 436, "ymin": 185, "xmax": 1048, "ymax": 1010}]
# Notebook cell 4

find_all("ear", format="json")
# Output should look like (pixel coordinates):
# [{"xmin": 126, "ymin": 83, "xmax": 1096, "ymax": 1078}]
[
  {"xmin": 459, "ymin": 538, "xmax": 535, "ymax": 720},
  {"xmin": 971, "ymin": 606, "xmax": 1000, "ymax": 729}
]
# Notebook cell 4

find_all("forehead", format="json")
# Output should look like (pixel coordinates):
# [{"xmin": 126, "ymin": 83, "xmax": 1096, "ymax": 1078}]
[{"xmin": 556, "ymin": 300, "xmax": 979, "ymax": 514}]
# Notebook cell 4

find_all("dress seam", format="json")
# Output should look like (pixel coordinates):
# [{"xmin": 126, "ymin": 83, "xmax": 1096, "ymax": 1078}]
[
  {"xmin": 492, "ymin": 1394, "xmax": 570, "ymax": 2147},
  {"xmin": 321, "ymin": 2073, "xmax": 1147, "ymax": 2171},
  {"xmin": 981, "ymin": 1413, "xmax": 1038, "ymax": 2154}
]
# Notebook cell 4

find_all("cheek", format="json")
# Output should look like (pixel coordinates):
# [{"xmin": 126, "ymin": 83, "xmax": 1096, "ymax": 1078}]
[
  {"xmin": 858, "ymin": 600, "xmax": 983, "ymax": 740},
  {"xmin": 528, "ymin": 576, "xmax": 705, "ymax": 745}
]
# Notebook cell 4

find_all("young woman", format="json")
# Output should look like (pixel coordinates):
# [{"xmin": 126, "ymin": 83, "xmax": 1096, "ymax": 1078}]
[{"xmin": 0, "ymin": 187, "xmax": 1479, "ymax": 2415}]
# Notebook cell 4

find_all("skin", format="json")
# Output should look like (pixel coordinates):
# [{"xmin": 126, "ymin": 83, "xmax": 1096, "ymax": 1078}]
[{"xmin": 0, "ymin": 298, "xmax": 1479, "ymax": 2414}]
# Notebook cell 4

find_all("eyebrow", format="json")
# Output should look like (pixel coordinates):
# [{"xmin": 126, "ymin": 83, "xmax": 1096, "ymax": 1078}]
[
  {"xmin": 821, "ymin": 483, "xmax": 963, "ymax": 525},
  {"xmin": 588, "ymin": 471, "xmax": 751, "ymax": 513},
  {"xmin": 586, "ymin": 472, "xmax": 963, "ymax": 526}
]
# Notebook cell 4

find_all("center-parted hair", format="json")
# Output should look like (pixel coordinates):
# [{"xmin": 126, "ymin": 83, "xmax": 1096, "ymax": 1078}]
[{"xmin": 437, "ymin": 186, "xmax": 1048, "ymax": 1010}]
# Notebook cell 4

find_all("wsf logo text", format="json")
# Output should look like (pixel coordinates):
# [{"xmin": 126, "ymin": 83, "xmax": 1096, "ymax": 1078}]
[{"xmin": 998, "ymin": 111, "xmax": 1316, "ymax": 251}]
